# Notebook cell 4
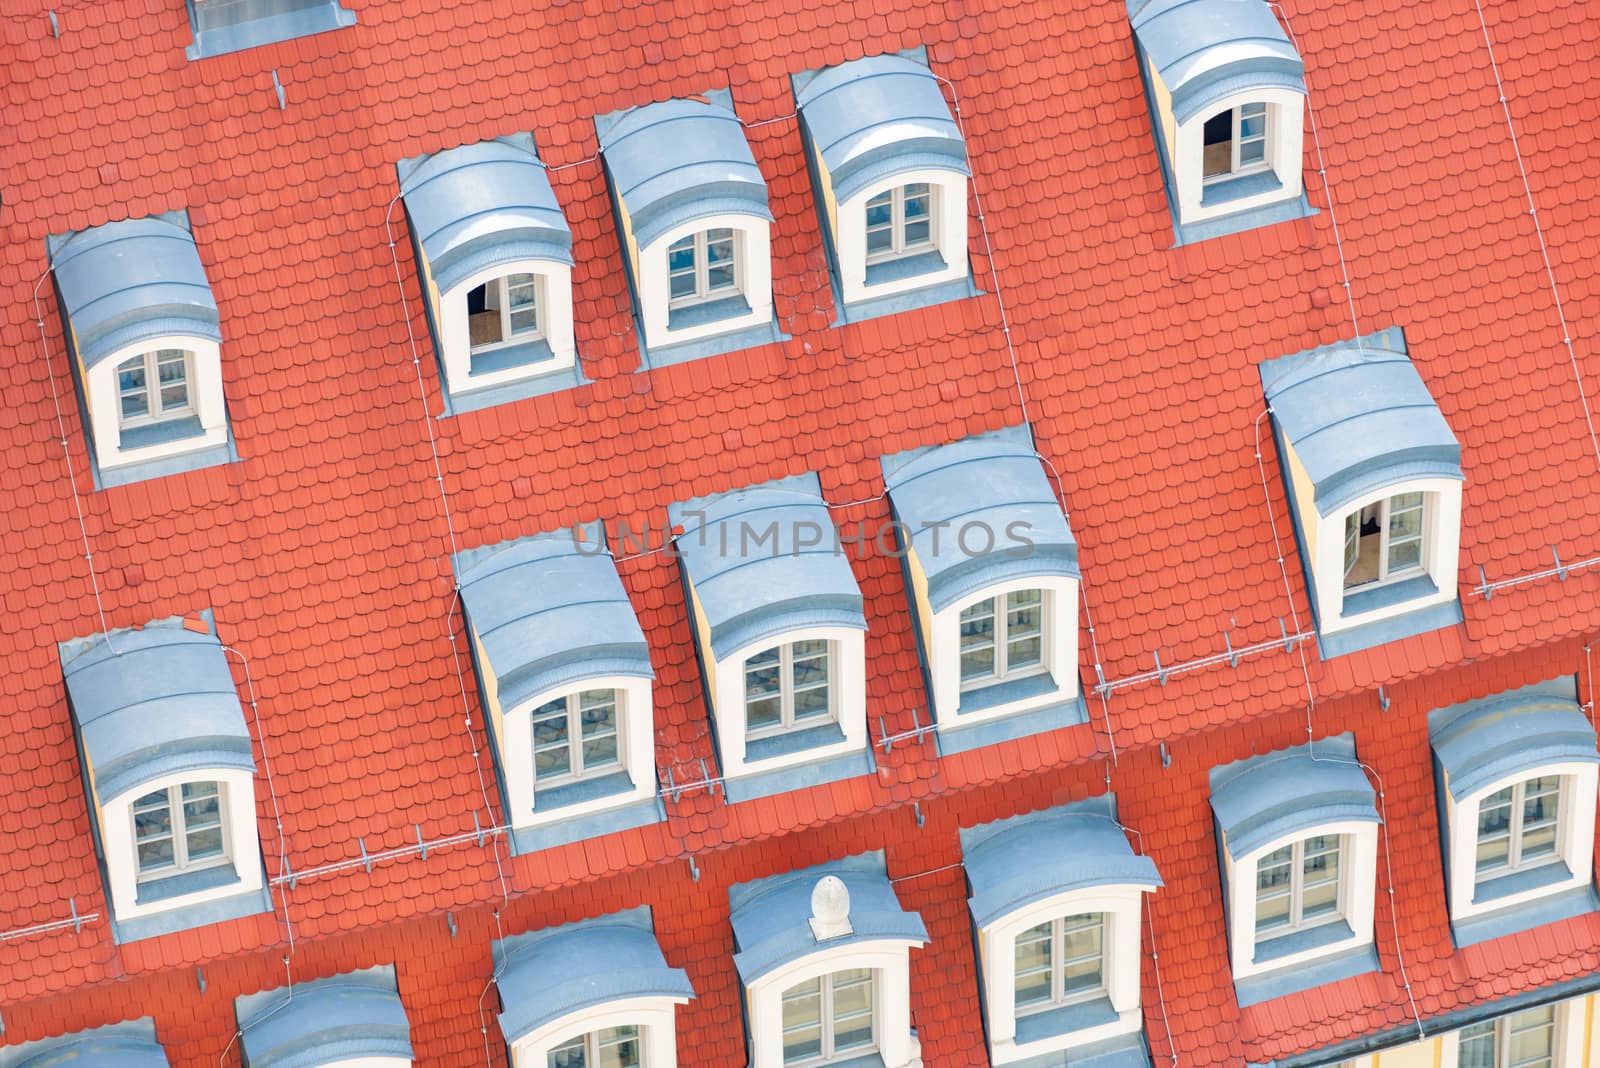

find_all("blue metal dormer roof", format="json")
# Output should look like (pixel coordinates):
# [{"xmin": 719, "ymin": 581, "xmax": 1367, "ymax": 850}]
[
  {"xmin": 728, "ymin": 852, "xmax": 928, "ymax": 985},
  {"xmin": 454, "ymin": 522, "xmax": 653, "ymax": 714},
  {"xmin": 1430, "ymin": 677, "xmax": 1598, "ymax": 802},
  {"xmin": 597, "ymin": 94, "xmax": 772, "ymax": 251},
  {"xmin": 47, "ymin": 212, "xmax": 221, "ymax": 372},
  {"xmin": 1209, "ymin": 733, "xmax": 1378, "ymax": 861},
  {"xmin": 236, "ymin": 965, "xmax": 413, "ymax": 1068},
  {"xmin": 1260, "ymin": 327, "xmax": 1463, "ymax": 517},
  {"xmin": 1129, "ymin": 0, "xmax": 1305, "ymax": 125},
  {"xmin": 493, "ymin": 906, "xmax": 693, "ymax": 1045},
  {"xmin": 668, "ymin": 473, "xmax": 866, "ymax": 661},
  {"xmin": 794, "ymin": 51, "xmax": 970, "ymax": 205},
  {"xmin": 8, "ymin": 1018, "xmax": 169, "ymax": 1068},
  {"xmin": 60, "ymin": 614, "xmax": 255, "ymax": 804},
  {"xmin": 881, "ymin": 424, "xmax": 1078, "ymax": 613},
  {"xmin": 960, "ymin": 796, "xmax": 1160, "ymax": 928},
  {"xmin": 397, "ymin": 134, "xmax": 573, "ymax": 297}
]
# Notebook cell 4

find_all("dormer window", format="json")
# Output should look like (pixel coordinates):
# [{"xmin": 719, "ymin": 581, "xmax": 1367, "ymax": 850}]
[
  {"xmin": 1476, "ymin": 776, "xmax": 1561, "ymax": 879},
  {"xmin": 1260, "ymin": 327, "xmax": 1465, "ymax": 658},
  {"xmin": 59, "ymin": 613, "xmax": 271, "ymax": 944},
  {"xmin": 597, "ymin": 93, "xmax": 779, "ymax": 366},
  {"xmin": 1014, "ymin": 913, "xmax": 1104, "ymax": 1013},
  {"xmin": 186, "ymin": 0, "xmax": 355, "ymax": 60},
  {"xmin": 881, "ymin": 424, "xmax": 1086, "ymax": 756},
  {"xmin": 794, "ymin": 49, "xmax": 974, "ymax": 322},
  {"xmin": 670, "ymin": 473, "xmax": 871, "ymax": 802},
  {"xmin": 1254, "ymin": 834, "xmax": 1343, "ymax": 937},
  {"xmin": 236, "ymin": 965, "xmax": 414, "ymax": 1067},
  {"xmin": 6, "ymin": 1019, "xmax": 172, "ymax": 1067},
  {"xmin": 397, "ymin": 135, "xmax": 579, "ymax": 415},
  {"xmin": 454, "ymin": 523, "xmax": 662, "ymax": 856},
  {"xmin": 1129, "ymin": 0, "xmax": 1312, "ymax": 244},
  {"xmin": 549, "ymin": 1027, "xmax": 641, "ymax": 1067},
  {"xmin": 48, "ymin": 212, "xmax": 234, "ymax": 488}
]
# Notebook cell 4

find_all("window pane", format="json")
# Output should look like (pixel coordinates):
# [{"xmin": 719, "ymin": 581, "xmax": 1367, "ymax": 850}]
[
  {"xmin": 134, "ymin": 805, "xmax": 172, "ymax": 838},
  {"xmin": 793, "ymin": 685, "xmax": 830, "ymax": 722},
  {"xmin": 1507, "ymin": 1007, "xmax": 1554, "ymax": 1068},
  {"xmin": 903, "ymin": 185, "xmax": 931, "ymax": 216},
  {"xmin": 583, "ymin": 734, "xmax": 620, "ymax": 769},
  {"xmin": 1238, "ymin": 139, "xmax": 1266, "ymax": 164},
  {"xmin": 831, "ymin": 971, "xmax": 874, "ymax": 1052},
  {"xmin": 1388, "ymin": 503, "xmax": 1423, "ymax": 539},
  {"xmin": 1014, "ymin": 921, "xmax": 1052, "ymax": 1007},
  {"xmin": 782, "ymin": 978, "xmax": 823, "ymax": 1064},
  {"xmin": 1458, "ymin": 1023, "xmax": 1495, "ymax": 1068},
  {"xmin": 536, "ymin": 745, "xmax": 571, "ymax": 778},
  {"xmin": 1387, "ymin": 539, "xmax": 1422, "ymax": 572},
  {"xmin": 960, "ymin": 600, "xmax": 997, "ymax": 681},
  {"xmin": 533, "ymin": 712, "xmax": 570, "ymax": 748},
  {"xmin": 902, "ymin": 219, "xmax": 931, "ymax": 246},
  {"xmin": 747, "ymin": 697, "xmax": 781, "ymax": 731},
  {"xmin": 707, "ymin": 230, "xmax": 735, "ymax": 264},
  {"xmin": 186, "ymin": 826, "xmax": 225, "ymax": 860},
  {"xmin": 138, "ymin": 836, "xmax": 176, "ymax": 871},
  {"xmin": 706, "ymin": 264, "xmax": 736, "ymax": 292},
  {"xmin": 547, "ymin": 1035, "xmax": 586, "ymax": 1068},
  {"xmin": 1062, "ymin": 952, "xmax": 1104, "ymax": 995},
  {"xmin": 183, "ymin": 793, "xmax": 221, "ymax": 828},
  {"xmin": 598, "ymin": 1025, "xmax": 641, "ymax": 1068},
  {"xmin": 1476, "ymin": 833, "xmax": 1511, "ymax": 873}
]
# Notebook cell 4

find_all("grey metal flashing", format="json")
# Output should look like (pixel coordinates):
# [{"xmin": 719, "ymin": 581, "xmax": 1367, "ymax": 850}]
[
  {"xmin": 1007, "ymin": 1030, "xmax": 1153, "ymax": 1068},
  {"xmin": 1314, "ymin": 597, "xmax": 1465, "ymax": 660},
  {"xmin": 835, "ymin": 273, "xmax": 980, "ymax": 325},
  {"xmin": 509, "ymin": 792, "xmax": 665, "ymax": 857},
  {"xmin": 1127, "ymin": 0, "xmax": 1304, "ymax": 126},
  {"xmin": 1427, "ymin": 676, "xmax": 1595, "ymax": 802},
  {"xmin": 453, "ymin": 522, "xmax": 653, "ymax": 714},
  {"xmin": 728, "ymin": 851, "xmax": 928, "ymax": 985},
  {"xmin": 1233, "ymin": 942, "xmax": 1379, "ymax": 1008},
  {"xmin": 639, "ymin": 315, "xmax": 787, "ymax": 370},
  {"xmin": 1260, "ymin": 326, "xmax": 1462, "ymax": 517},
  {"xmin": 1451, "ymin": 883, "xmax": 1599, "ymax": 948},
  {"xmin": 112, "ymin": 878, "xmax": 273, "ymax": 944},
  {"xmin": 792, "ymin": 49, "xmax": 969, "ymax": 205},
  {"xmin": 1209, "ymin": 733, "xmax": 1377, "ymax": 861},
  {"xmin": 1013, "ymin": 997, "xmax": 1119, "ymax": 1045},
  {"xmin": 47, "ymin": 212, "xmax": 221, "ymax": 372},
  {"xmin": 721, "ymin": 745, "xmax": 874, "ymax": 805},
  {"xmin": 881, "ymin": 423, "xmax": 1078, "ymax": 614},
  {"xmin": 236, "ymin": 964, "xmax": 413, "ymax": 1068},
  {"xmin": 97, "ymin": 434, "xmax": 238, "ymax": 491},
  {"xmin": 492, "ymin": 906, "xmax": 692, "ymax": 1044},
  {"xmin": 440, "ymin": 358, "xmax": 587, "ymax": 418},
  {"xmin": 961, "ymin": 795, "xmax": 1160, "ymax": 929},
  {"xmin": 5, "ymin": 1017, "xmax": 170, "ymax": 1068},
  {"xmin": 668, "ymin": 472, "xmax": 866, "ymax": 662},
  {"xmin": 596, "ymin": 94, "xmax": 771, "ymax": 251},
  {"xmin": 60, "ymin": 614, "xmax": 255, "ymax": 803},
  {"xmin": 397, "ymin": 134, "xmax": 572, "ymax": 297},
  {"xmin": 186, "ymin": 0, "xmax": 355, "ymax": 60},
  {"xmin": 935, "ymin": 693, "xmax": 1089, "ymax": 757}
]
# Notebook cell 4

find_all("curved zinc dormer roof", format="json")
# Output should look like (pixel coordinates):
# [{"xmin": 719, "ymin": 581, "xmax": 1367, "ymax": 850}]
[
  {"xmin": 397, "ymin": 134, "xmax": 573, "ymax": 296},
  {"xmin": 881, "ymin": 423, "xmax": 1077, "ymax": 613},
  {"xmin": 1260, "ymin": 327, "xmax": 1463, "ymax": 517},
  {"xmin": 60, "ymin": 615, "xmax": 255, "ymax": 804},
  {"xmin": 668, "ymin": 472, "xmax": 866, "ymax": 661},
  {"xmin": 236, "ymin": 965, "xmax": 413, "ymax": 1068},
  {"xmin": 1209, "ymin": 734, "xmax": 1378, "ymax": 861},
  {"xmin": 795, "ymin": 52, "xmax": 969, "ymax": 205},
  {"xmin": 1130, "ymin": 0, "xmax": 1305, "ymax": 126},
  {"xmin": 493, "ymin": 907, "xmax": 693, "ymax": 1045},
  {"xmin": 47, "ymin": 212, "xmax": 221, "ymax": 372},
  {"xmin": 961, "ymin": 797, "xmax": 1161, "ymax": 928},
  {"xmin": 9, "ymin": 1018, "xmax": 169, "ymax": 1068},
  {"xmin": 598, "ymin": 96, "xmax": 772, "ymax": 251},
  {"xmin": 1429, "ymin": 678, "xmax": 1599, "ymax": 802},
  {"xmin": 454, "ymin": 523, "xmax": 653, "ymax": 714}
]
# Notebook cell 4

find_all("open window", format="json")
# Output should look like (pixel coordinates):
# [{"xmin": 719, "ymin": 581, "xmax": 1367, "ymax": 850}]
[
  {"xmin": 1128, "ymin": 0, "xmax": 1312, "ymax": 244},
  {"xmin": 1429, "ymin": 677, "xmax": 1599, "ymax": 946},
  {"xmin": 454, "ymin": 523, "xmax": 661, "ymax": 856},
  {"xmin": 597, "ymin": 91, "xmax": 780, "ymax": 366},
  {"xmin": 881, "ymin": 424, "xmax": 1086, "ymax": 754},
  {"xmin": 729, "ymin": 853, "xmax": 928, "ymax": 1068},
  {"xmin": 398, "ymin": 135, "xmax": 579, "ymax": 415},
  {"xmin": 59, "ymin": 613, "xmax": 271, "ymax": 943},
  {"xmin": 185, "ymin": 0, "xmax": 355, "ymax": 59},
  {"xmin": 48, "ymin": 212, "xmax": 235, "ymax": 488},
  {"xmin": 1209, "ymin": 734, "xmax": 1380, "ymax": 1006},
  {"xmin": 236, "ymin": 965, "xmax": 413, "ymax": 1068},
  {"xmin": 1260, "ymin": 327, "xmax": 1464, "ymax": 658},
  {"xmin": 794, "ymin": 49, "xmax": 975, "ymax": 322},
  {"xmin": 961, "ymin": 796, "xmax": 1161, "ymax": 1065},
  {"xmin": 493, "ymin": 907, "xmax": 693, "ymax": 1068},
  {"xmin": 669, "ymin": 473, "xmax": 871, "ymax": 802}
]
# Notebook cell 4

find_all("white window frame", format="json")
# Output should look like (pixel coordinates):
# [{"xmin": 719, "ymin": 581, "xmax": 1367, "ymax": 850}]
[
  {"xmin": 115, "ymin": 348, "xmax": 196, "ymax": 429},
  {"xmin": 1342, "ymin": 493, "xmax": 1426, "ymax": 592},
  {"xmin": 926, "ymin": 576, "xmax": 1079, "ymax": 730},
  {"xmin": 711, "ymin": 626, "xmax": 867, "ymax": 784},
  {"xmin": 434, "ymin": 259, "xmax": 576, "ymax": 398},
  {"xmin": 666, "ymin": 228, "xmax": 741, "ymax": 308},
  {"xmin": 780, "ymin": 967, "xmax": 877, "ymax": 1066},
  {"xmin": 545, "ymin": 1023, "xmax": 644, "ymax": 1067},
  {"xmin": 1252, "ymin": 834, "xmax": 1346, "ymax": 943},
  {"xmin": 467, "ymin": 272, "xmax": 545, "ymax": 355},
  {"xmin": 746, "ymin": 940, "xmax": 921, "ymax": 1068},
  {"xmin": 507, "ymin": 994, "xmax": 685, "ymax": 1068},
  {"xmin": 957, "ymin": 588, "xmax": 1049, "ymax": 693},
  {"xmin": 977, "ymin": 885, "xmax": 1146, "ymax": 1065},
  {"xmin": 833, "ymin": 168, "xmax": 968, "ymax": 306},
  {"xmin": 1012, "ymin": 912, "xmax": 1105, "ymax": 1017},
  {"xmin": 85, "ymin": 333, "xmax": 227, "ymax": 470},
  {"xmin": 744, "ymin": 640, "xmax": 836, "ymax": 741},
  {"xmin": 1200, "ymin": 102, "xmax": 1270, "ymax": 184},
  {"xmin": 635, "ymin": 212, "xmax": 772, "ymax": 351},
  {"xmin": 1474, "ymin": 775, "xmax": 1564, "ymax": 882},
  {"xmin": 530, "ymin": 688, "xmax": 626, "ymax": 787},
  {"xmin": 1441, "ymin": 761, "xmax": 1598, "ymax": 924},
  {"xmin": 864, "ymin": 184, "xmax": 936, "ymax": 265},
  {"xmin": 99, "ymin": 766, "xmax": 263, "ymax": 925},
  {"xmin": 130, "ymin": 780, "xmax": 232, "ymax": 882},
  {"xmin": 1166, "ymin": 86, "xmax": 1306, "ymax": 227},
  {"xmin": 1438, "ymin": 1000, "xmax": 1584, "ymax": 1068},
  {"xmin": 1222, "ymin": 820, "xmax": 1378, "ymax": 983}
]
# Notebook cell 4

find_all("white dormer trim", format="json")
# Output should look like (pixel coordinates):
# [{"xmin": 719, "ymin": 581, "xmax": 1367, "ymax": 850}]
[
  {"xmin": 711, "ymin": 625, "xmax": 867, "ymax": 784},
  {"xmin": 101, "ymin": 766, "xmax": 262, "ymax": 925},
  {"xmin": 639, "ymin": 212, "xmax": 772, "ymax": 352},
  {"xmin": 1170, "ymin": 87, "xmax": 1305, "ymax": 227},
  {"xmin": 507, "ymin": 994, "xmax": 683, "ymax": 1068},
  {"xmin": 746, "ymin": 939, "xmax": 922, "ymax": 1068},
  {"xmin": 977, "ymin": 884, "xmax": 1146, "ymax": 1065},
  {"xmin": 837, "ymin": 168, "xmax": 968, "ymax": 307},
  {"xmin": 86, "ymin": 333, "xmax": 227, "ymax": 471},
  {"xmin": 929, "ymin": 575, "xmax": 1079, "ymax": 731},
  {"xmin": 438, "ymin": 259, "xmax": 576, "ymax": 396}
]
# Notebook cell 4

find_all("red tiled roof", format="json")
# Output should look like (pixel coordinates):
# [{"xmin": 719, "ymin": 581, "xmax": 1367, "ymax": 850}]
[{"xmin": 1, "ymin": 0, "xmax": 1598, "ymax": 1060}]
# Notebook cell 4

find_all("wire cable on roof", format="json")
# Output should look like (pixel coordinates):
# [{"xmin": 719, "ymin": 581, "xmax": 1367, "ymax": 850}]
[{"xmin": 222, "ymin": 647, "xmax": 296, "ymax": 957}]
